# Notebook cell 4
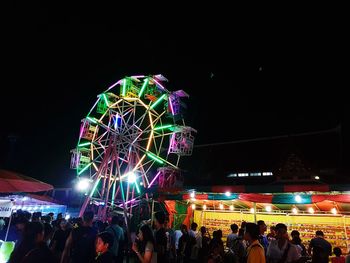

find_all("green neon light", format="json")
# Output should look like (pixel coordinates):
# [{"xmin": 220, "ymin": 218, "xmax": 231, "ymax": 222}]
[
  {"xmin": 111, "ymin": 179, "xmax": 117, "ymax": 206},
  {"xmin": 146, "ymin": 152, "xmax": 164, "ymax": 164},
  {"xmin": 138, "ymin": 78, "xmax": 149, "ymax": 98},
  {"xmin": 150, "ymin": 94, "xmax": 167, "ymax": 110},
  {"xmin": 135, "ymin": 180, "xmax": 140, "ymax": 194},
  {"xmin": 86, "ymin": 117, "xmax": 97, "ymax": 124},
  {"xmin": 89, "ymin": 177, "xmax": 100, "ymax": 197},
  {"xmin": 78, "ymin": 142, "xmax": 91, "ymax": 147},
  {"xmin": 154, "ymin": 125, "xmax": 173, "ymax": 131},
  {"xmin": 120, "ymin": 177, "xmax": 126, "ymax": 202},
  {"xmin": 122, "ymin": 78, "xmax": 127, "ymax": 96},
  {"xmin": 102, "ymin": 94, "xmax": 109, "ymax": 107},
  {"xmin": 78, "ymin": 163, "xmax": 92, "ymax": 175}
]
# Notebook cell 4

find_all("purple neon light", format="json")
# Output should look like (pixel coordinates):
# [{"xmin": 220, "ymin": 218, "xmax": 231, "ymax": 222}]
[
  {"xmin": 168, "ymin": 133, "xmax": 176, "ymax": 155},
  {"xmin": 106, "ymin": 80, "xmax": 122, "ymax": 92},
  {"xmin": 152, "ymin": 78, "xmax": 166, "ymax": 91},
  {"xmin": 148, "ymin": 171, "xmax": 161, "ymax": 188},
  {"xmin": 118, "ymin": 198, "xmax": 137, "ymax": 207}
]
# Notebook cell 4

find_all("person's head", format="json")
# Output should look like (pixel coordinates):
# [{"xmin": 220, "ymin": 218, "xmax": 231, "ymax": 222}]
[
  {"xmin": 244, "ymin": 223, "xmax": 259, "ymax": 242},
  {"xmin": 216, "ymin": 229, "xmax": 223, "ymax": 239},
  {"xmin": 96, "ymin": 231, "xmax": 114, "ymax": 254},
  {"xmin": 191, "ymin": 222, "xmax": 198, "ymax": 231},
  {"xmin": 210, "ymin": 240, "xmax": 222, "ymax": 256},
  {"xmin": 333, "ymin": 247, "xmax": 342, "ymax": 257},
  {"xmin": 24, "ymin": 222, "xmax": 45, "ymax": 244},
  {"xmin": 138, "ymin": 224, "xmax": 155, "ymax": 245},
  {"xmin": 59, "ymin": 218, "xmax": 68, "ymax": 230},
  {"xmin": 83, "ymin": 211, "xmax": 94, "ymax": 225},
  {"xmin": 57, "ymin": 213, "xmax": 63, "ymax": 220},
  {"xmin": 200, "ymin": 226, "xmax": 207, "ymax": 235},
  {"xmin": 230, "ymin": 223, "xmax": 238, "ymax": 233},
  {"xmin": 238, "ymin": 228, "xmax": 245, "ymax": 237},
  {"xmin": 180, "ymin": 224, "xmax": 187, "ymax": 234},
  {"xmin": 111, "ymin": 216, "xmax": 119, "ymax": 225},
  {"xmin": 315, "ymin": 230, "xmax": 324, "ymax": 237},
  {"xmin": 14, "ymin": 216, "xmax": 28, "ymax": 233},
  {"xmin": 241, "ymin": 221, "xmax": 246, "ymax": 229},
  {"xmin": 43, "ymin": 223, "xmax": 54, "ymax": 243},
  {"xmin": 269, "ymin": 226, "xmax": 276, "ymax": 236},
  {"xmin": 154, "ymin": 211, "xmax": 165, "ymax": 229},
  {"xmin": 257, "ymin": 220, "xmax": 267, "ymax": 234},
  {"xmin": 275, "ymin": 223, "xmax": 288, "ymax": 240},
  {"xmin": 291, "ymin": 230, "xmax": 300, "ymax": 238}
]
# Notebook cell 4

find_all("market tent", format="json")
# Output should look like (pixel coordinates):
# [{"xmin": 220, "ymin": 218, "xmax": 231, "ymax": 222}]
[{"xmin": 0, "ymin": 169, "xmax": 53, "ymax": 193}]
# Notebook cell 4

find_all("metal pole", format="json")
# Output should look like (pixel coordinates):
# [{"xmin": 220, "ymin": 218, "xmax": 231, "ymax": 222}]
[
  {"xmin": 5, "ymin": 209, "xmax": 13, "ymax": 241},
  {"xmin": 253, "ymin": 202, "xmax": 257, "ymax": 223}
]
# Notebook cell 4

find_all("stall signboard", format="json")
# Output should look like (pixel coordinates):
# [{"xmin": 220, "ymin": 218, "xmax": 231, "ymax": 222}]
[{"xmin": 0, "ymin": 200, "xmax": 13, "ymax": 217}]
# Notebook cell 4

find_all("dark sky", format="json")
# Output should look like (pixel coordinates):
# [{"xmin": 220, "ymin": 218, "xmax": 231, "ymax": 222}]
[{"xmin": 1, "ymin": 4, "xmax": 348, "ymax": 187}]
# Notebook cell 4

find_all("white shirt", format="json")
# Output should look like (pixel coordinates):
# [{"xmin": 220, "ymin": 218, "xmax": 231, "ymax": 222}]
[
  {"xmin": 173, "ymin": 230, "xmax": 183, "ymax": 250},
  {"xmin": 267, "ymin": 240, "xmax": 301, "ymax": 263}
]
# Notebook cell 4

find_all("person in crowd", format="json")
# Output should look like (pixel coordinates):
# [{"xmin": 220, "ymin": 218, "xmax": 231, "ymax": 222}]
[
  {"xmin": 345, "ymin": 249, "xmax": 350, "ymax": 263},
  {"xmin": 244, "ymin": 222, "xmax": 265, "ymax": 263},
  {"xmin": 105, "ymin": 216, "xmax": 124, "ymax": 262},
  {"xmin": 198, "ymin": 226, "xmax": 210, "ymax": 263},
  {"xmin": 172, "ymin": 224, "xmax": 183, "ymax": 262},
  {"xmin": 267, "ymin": 226, "xmax": 276, "ymax": 242},
  {"xmin": 178, "ymin": 224, "xmax": 191, "ymax": 263},
  {"xmin": 50, "ymin": 218, "xmax": 72, "ymax": 262},
  {"xmin": 331, "ymin": 247, "xmax": 345, "ymax": 263},
  {"xmin": 52, "ymin": 213, "xmax": 63, "ymax": 230},
  {"xmin": 60, "ymin": 210, "xmax": 97, "ymax": 263},
  {"xmin": 257, "ymin": 220, "xmax": 269, "ymax": 254},
  {"xmin": 21, "ymin": 222, "xmax": 54, "ymax": 263},
  {"xmin": 290, "ymin": 230, "xmax": 307, "ymax": 258},
  {"xmin": 154, "ymin": 211, "xmax": 168, "ymax": 262},
  {"xmin": 95, "ymin": 231, "xmax": 115, "ymax": 263},
  {"xmin": 209, "ymin": 230, "xmax": 224, "ymax": 260},
  {"xmin": 226, "ymin": 223, "xmax": 239, "ymax": 249},
  {"xmin": 266, "ymin": 223, "xmax": 301, "ymax": 263},
  {"xmin": 207, "ymin": 240, "xmax": 224, "ymax": 263},
  {"xmin": 308, "ymin": 230, "xmax": 332, "ymax": 263},
  {"xmin": 9, "ymin": 221, "xmax": 53, "ymax": 263},
  {"xmin": 132, "ymin": 224, "xmax": 156, "ymax": 263}
]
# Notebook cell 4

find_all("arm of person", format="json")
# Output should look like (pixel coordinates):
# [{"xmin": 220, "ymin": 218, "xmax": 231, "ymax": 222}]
[
  {"xmin": 307, "ymin": 240, "xmax": 313, "ymax": 255},
  {"xmin": 132, "ymin": 242, "xmax": 153, "ymax": 263},
  {"xmin": 60, "ymin": 232, "xmax": 73, "ymax": 263}
]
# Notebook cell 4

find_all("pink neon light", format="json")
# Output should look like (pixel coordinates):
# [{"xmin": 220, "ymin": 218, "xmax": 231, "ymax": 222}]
[
  {"xmin": 118, "ymin": 198, "xmax": 137, "ymax": 207},
  {"xmin": 152, "ymin": 78, "xmax": 166, "ymax": 91},
  {"xmin": 168, "ymin": 95, "xmax": 174, "ymax": 115},
  {"xmin": 148, "ymin": 171, "xmax": 161, "ymax": 188},
  {"xmin": 131, "ymin": 75, "xmax": 145, "ymax": 79},
  {"xmin": 168, "ymin": 133, "xmax": 176, "ymax": 155}
]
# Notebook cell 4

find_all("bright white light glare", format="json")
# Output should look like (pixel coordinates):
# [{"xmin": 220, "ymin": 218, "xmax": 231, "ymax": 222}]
[
  {"xmin": 190, "ymin": 192, "xmax": 195, "ymax": 198},
  {"xmin": 265, "ymin": 205, "xmax": 272, "ymax": 212},
  {"xmin": 127, "ymin": 172, "xmax": 136, "ymax": 183},
  {"xmin": 308, "ymin": 207, "xmax": 315, "ymax": 214},
  {"xmin": 76, "ymin": 178, "xmax": 91, "ymax": 191},
  {"xmin": 295, "ymin": 195, "xmax": 302, "ymax": 203},
  {"xmin": 229, "ymin": 205, "xmax": 234, "ymax": 211},
  {"xmin": 314, "ymin": 176, "xmax": 320, "ymax": 180},
  {"xmin": 219, "ymin": 203, "xmax": 224, "ymax": 209},
  {"xmin": 250, "ymin": 208, "xmax": 255, "ymax": 213},
  {"xmin": 191, "ymin": 204, "xmax": 196, "ymax": 209},
  {"xmin": 292, "ymin": 208, "xmax": 298, "ymax": 214},
  {"xmin": 203, "ymin": 204, "xmax": 207, "ymax": 210},
  {"xmin": 65, "ymin": 214, "xmax": 71, "ymax": 220},
  {"xmin": 225, "ymin": 191, "xmax": 231, "ymax": 197},
  {"xmin": 331, "ymin": 208, "xmax": 337, "ymax": 214}
]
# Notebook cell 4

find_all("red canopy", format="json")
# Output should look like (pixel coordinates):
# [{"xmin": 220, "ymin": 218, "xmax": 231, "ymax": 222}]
[{"xmin": 0, "ymin": 169, "xmax": 53, "ymax": 193}]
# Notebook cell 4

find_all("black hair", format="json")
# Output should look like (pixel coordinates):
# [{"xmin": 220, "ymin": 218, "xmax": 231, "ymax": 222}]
[
  {"xmin": 257, "ymin": 220, "xmax": 265, "ymax": 226},
  {"xmin": 230, "ymin": 223, "xmax": 238, "ymax": 232},
  {"xmin": 111, "ymin": 215, "xmax": 119, "ymax": 225},
  {"xmin": 245, "ymin": 223, "xmax": 259, "ymax": 240},
  {"xmin": 139, "ymin": 224, "xmax": 155, "ymax": 249},
  {"xmin": 316, "ymin": 230, "xmax": 324, "ymax": 236},
  {"xmin": 154, "ymin": 211, "xmax": 165, "ymax": 224},
  {"xmin": 333, "ymin": 247, "xmax": 342, "ymax": 257},
  {"xmin": 98, "ymin": 231, "xmax": 114, "ymax": 248},
  {"xmin": 291, "ymin": 230, "xmax": 300, "ymax": 237},
  {"xmin": 83, "ymin": 211, "xmax": 94, "ymax": 223},
  {"xmin": 191, "ymin": 222, "xmax": 198, "ymax": 230},
  {"xmin": 275, "ymin": 223, "xmax": 287, "ymax": 232}
]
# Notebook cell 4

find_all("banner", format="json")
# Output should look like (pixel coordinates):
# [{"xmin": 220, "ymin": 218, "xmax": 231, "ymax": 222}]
[{"xmin": 0, "ymin": 200, "xmax": 13, "ymax": 217}]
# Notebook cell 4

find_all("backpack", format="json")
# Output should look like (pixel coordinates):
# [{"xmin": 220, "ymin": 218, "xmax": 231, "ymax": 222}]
[{"xmin": 224, "ymin": 238, "xmax": 245, "ymax": 263}]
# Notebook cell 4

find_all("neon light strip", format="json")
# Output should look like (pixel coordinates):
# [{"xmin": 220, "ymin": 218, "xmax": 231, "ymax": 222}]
[
  {"xmin": 78, "ymin": 163, "xmax": 92, "ymax": 175},
  {"xmin": 102, "ymin": 94, "xmax": 109, "ymax": 107},
  {"xmin": 78, "ymin": 142, "xmax": 91, "ymax": 147},
  {"xmin": 92, "ymin": 163, "xmax": 99, "ymax": 172},
  {"xmin": 131, "ymin": 155, "xmax": 146, "ymax": 173},
  {"xmin": 86, "ymin": 117, "xmax": 97, "ymax": 124},
  {"xmin": 148, "ymin": 171, "xmax": 161, "ymax": 188},
  {"xmin": 118, "ymin": 198, "xmax": 137, "ymax": 207},
  {"xmin": 111, "ymin": 179, "xmax": 116, "ymax": 207},
  {"xmin": 135, "ymin": 180, "xmax": 140, "ymax": 193},
  {"xmin": 139, "ymin": 78, "xmax": 149, "ymax": 98},
  {"xmin": 89, "ymin": 177, "xmax": 100, "ymax": 197},
  {"xmin": 146, "ymin": 152, "xmax": 164, "ymax": 164},
  {"xmin": 168, "ymin": 133, "xmax": 176, "ymax": 155},
  {"xmin": 106, "ymin": 79, "xmax": 122, "ymax": 92},
  {"xmin": 131, "ymin": 75, "xmax": 145, "ymax": 79},
  {"xmin": 154, "ymin": 125, "xmax": 173, "ymax": 131},
  {"xmin": 168, "ymin": 95, "xmax": 174, "ymax": 115},
  {"xmin": 150, "ymin": 94, "xmax": 167, "ymax": 110},
  {"xmin": 146, "ymin": 113, "xmax": 153, "ymax": 150},
  {"xmin": 122, "ymin": 78, "xmax": 127, "ymax": 96},
  {"xmin": 153, "ymin": 78, "xmax": 166, "ymax": 91}
]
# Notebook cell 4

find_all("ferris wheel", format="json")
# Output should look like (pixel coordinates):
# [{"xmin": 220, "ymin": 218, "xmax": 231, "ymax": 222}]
[{"xmin": 70, "ymin": 74, "xmax": 196, "ymax": 219}]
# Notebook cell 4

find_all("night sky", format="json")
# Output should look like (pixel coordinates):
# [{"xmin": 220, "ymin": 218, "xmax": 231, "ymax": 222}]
[{"xmin": 1, "ymin": 4, "xmax": 348, "ymax": 187}]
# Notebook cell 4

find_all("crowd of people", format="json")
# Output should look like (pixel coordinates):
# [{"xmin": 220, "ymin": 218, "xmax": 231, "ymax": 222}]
[{"xmin": 1, "ymin": 210, "xmax": 350, "ymax": 263}]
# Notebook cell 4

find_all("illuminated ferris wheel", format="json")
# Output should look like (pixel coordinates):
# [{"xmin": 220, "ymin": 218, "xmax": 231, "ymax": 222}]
[{"xmin": 70, "ymin": 74, "xmax": 196, "ymax": 219}]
